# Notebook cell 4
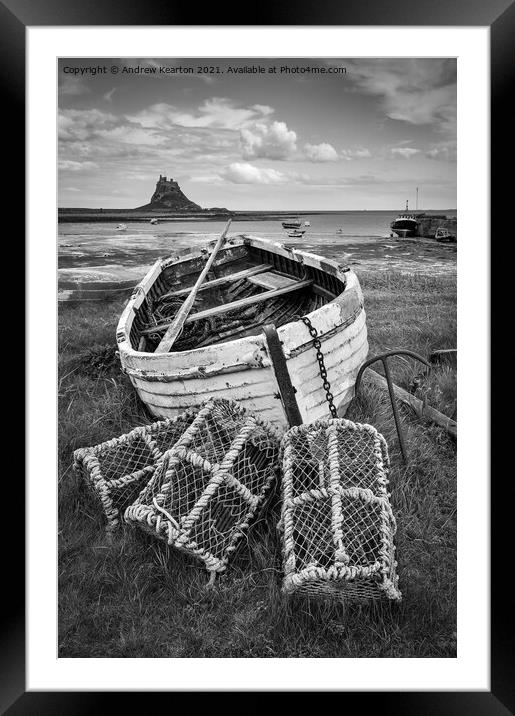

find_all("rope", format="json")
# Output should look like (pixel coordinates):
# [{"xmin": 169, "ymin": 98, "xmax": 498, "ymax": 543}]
[{"xmin": 279, "ymin": 416, "xmax": 401, "ymax": 603}]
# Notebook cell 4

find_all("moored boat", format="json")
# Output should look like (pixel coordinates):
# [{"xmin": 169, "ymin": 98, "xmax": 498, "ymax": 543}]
[
  {"xmin": 287, "ymin": 229, "xmax": 305, "ymax": 238},
  {"xmin": 116, "ymin": 235, "xmax": 368, "ymax": 432},
  {"xmin": 390, "ymin": 201, "xmax": 422, "ymax": 238},
  {"xmin": 116, "ymin": 223, "xmax": 128, "ymax": 231},
  {"xmin": 435, "ymin": 227, "xmax": 456, "ymax": 243},
  {"xmin": 150, "ymin": 218, "xmax": 158, "ymax": 225},
  {"xmin": 282, "ymin": 218, "xmax": 302, "ymax": 230}
]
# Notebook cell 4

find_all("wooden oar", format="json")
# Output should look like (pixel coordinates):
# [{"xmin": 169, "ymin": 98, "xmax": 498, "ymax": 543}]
[{"xmin": 154, "ymin": 219, "xmax": 232, "ymax": 354}]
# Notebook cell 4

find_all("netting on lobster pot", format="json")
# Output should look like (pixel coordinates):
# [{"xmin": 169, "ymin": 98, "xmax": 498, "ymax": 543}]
[
  {"xmin": 279, "ymin": 418, "xmax": 401, "ymax": 603},
  {"xmin": 125, "ymin": 398, "xmax": 280, "ymax": 577},
  {"xmin": 73, "ymin": 409, "xmax": 196, "ymax": 533}
]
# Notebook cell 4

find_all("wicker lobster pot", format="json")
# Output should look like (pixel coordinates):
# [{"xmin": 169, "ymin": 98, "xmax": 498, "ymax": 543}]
[
  {"xmin": 125, "ymin": 398, "xmax": 280, "ymax": 576},
  {"xmin": 280, "ymin": 418, "xmax": 401, "ymax": 602},
  {"xmin": 73, "ymin": 409, "xmax": 196, "ymax": 533}
]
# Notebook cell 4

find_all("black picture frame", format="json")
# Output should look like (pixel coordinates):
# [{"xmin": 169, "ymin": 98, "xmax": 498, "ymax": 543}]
[{"xmin": 7, "ymin": 0, "xmax": 508, "ymax": 711}]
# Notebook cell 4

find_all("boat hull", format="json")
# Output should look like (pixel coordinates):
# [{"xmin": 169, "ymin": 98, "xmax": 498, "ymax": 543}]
[{"xmin": 116, "ymin": 237, "xmax": 368, "ymax": 433}]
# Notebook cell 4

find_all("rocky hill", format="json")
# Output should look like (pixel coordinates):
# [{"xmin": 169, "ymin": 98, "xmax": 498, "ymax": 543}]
[{"xmin": 134, "ymin": 175, "xmax": 202, "ymax": 212}]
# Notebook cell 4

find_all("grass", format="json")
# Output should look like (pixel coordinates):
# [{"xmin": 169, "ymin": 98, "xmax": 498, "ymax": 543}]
[{"xmin": 58, "ymin": 270, "xmax": 456, "ymax": 658}]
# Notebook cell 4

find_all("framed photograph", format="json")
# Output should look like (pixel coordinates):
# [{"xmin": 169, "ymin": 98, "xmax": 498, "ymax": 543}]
[{"xmin": 5, "ymin": 0, "xmax": 507, "ymax": 709}]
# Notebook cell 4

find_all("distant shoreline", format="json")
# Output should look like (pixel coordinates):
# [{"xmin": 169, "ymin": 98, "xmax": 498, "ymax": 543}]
[{"xmin": 58, "ymin": 208, "xmax": 457, "ymax": 223}]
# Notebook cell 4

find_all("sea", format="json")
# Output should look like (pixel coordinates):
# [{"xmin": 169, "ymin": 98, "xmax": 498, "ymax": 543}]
[{"xmin": 58, "ymin": 210, "xmax": 457, "ymax": 284}]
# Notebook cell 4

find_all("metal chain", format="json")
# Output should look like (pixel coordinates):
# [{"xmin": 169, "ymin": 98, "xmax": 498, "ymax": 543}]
[{"xmin": 298, "ymin": 315, "xmax": 338, "ymax": 418}]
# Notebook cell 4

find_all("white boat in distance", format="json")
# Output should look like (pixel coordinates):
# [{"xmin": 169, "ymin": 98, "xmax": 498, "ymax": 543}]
[
  {"xmin": 116, "ymin": 223, "xmax": 128, "ymax": 231},
  {"xmin": 150, "ymin": 218, "xmax": 159, "ymax": 225},
  {"xmin": 116, "ymin": 235, "xmax": 368, "ymax": 432},
  {"xmin": 435, "ymin": 227, "xmax": 456, "ymax": 243}
]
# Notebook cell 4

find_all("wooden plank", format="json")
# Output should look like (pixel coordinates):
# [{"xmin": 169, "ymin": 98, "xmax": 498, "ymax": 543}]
[
  {"xmin": 263, "ymin": 324, "xmax": 303, "ymax": 427},
  {"xmin": 365, "ymin": 369, "xmax": 457, "ymax": 439},
  {"xmin": 312, "ymin": 283, "xmax": 337, "ymax": 301},
  {"xmin": 141, "ymin": 279, "xmax": 313, "ymax": 336},
  {"xmin": 155, "ymin": 220, "xmax": 232, "ymax": 354},
  {"xmin": 161, "ymin": 264, "xmax": 272, "ymax": 298},
  {"xmin": 248, "ymin": 271, "xmax": 299, "ymax": 290}
]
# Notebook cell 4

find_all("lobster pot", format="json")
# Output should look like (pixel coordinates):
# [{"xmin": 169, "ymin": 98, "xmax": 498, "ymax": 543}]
[
  {"xmin": 73, "ymin": 409, "xmax": 196, "ymax": 533},
  {"xmin": 280, "ymin": 418, "xmax": 401, "ymax": 602},
  {"xmin": 125, "ymin": 398, "xmax": 280, "ymax": 576}
]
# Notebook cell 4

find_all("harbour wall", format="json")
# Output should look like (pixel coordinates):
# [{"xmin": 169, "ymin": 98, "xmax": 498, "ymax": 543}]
[{"xmin": 417, "ymin": 216, "xmax": 457, "ymax": 238}]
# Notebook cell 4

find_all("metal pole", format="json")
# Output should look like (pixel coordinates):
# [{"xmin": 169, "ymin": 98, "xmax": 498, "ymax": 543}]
[{"xmin": 382, "ymin": 357, "xmax": 407, "ymax": 463}]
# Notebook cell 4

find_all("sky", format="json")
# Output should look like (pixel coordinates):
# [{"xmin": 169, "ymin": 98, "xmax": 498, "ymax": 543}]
[{"xmin": 58, "ymin": 58, "xmax": 457, "ymax": 210}]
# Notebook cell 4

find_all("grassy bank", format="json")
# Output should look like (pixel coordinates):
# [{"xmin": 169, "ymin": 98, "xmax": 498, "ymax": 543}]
[{"xmin": 58, "ymin": 270, "xmax": 456, "ymax": 658}]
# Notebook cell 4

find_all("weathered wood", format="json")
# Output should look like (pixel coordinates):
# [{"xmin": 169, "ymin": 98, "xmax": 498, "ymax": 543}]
[
  {"xmin": 312, "ymin": 283, "xmax": 337, "ymax": 301},
  {"xmin": 263, "ymin": 323, "xmax": 303, "ymax": 427},
  {"xmin": 142, "ymin": 279, "xmax": 313, "ymax": 336},
  {"xmin": 116, "ymin": 236, "xmax": 368, "ymax": 431},
  {"xmin": 161, "ymin": 264, "xmax": 272, "ymax": 299},
  {"xmin": 248, "ymin": 271, "xmax": 299, "ymax": 290},
  {"xmin": 160, "ymin": 244, "xmax": 247, "ymax": 281},
  {"xmin": 155, "ymin": 220, "xmax": 232, "ymax": 353},
  {"xmin": 365, "ymin": 369, "xmax": 457, "ymax": 439}
]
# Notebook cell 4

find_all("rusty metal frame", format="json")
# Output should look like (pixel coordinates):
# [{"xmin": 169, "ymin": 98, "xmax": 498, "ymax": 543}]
[{"xmin": 355, "ymin": 350, "xmax": 431, "ymax": 463}]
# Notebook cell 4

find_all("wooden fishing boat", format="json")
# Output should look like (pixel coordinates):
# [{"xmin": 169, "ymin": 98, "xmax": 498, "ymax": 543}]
[
  {"xmin": 435, "ymin": 227, "xmax": 456, "ymax": 243},
  {"xmin": 281, "ymin": 219, "xmax": 302, "ymax": 229},
  {"xmin": 116, "ymin": 234, "xmax": 368, "ymax": 432}
]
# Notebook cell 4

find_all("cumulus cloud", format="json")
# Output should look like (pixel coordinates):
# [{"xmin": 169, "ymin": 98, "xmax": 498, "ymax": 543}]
[
  {"xmin": 304, "ymin": 142, "xmax": 339, "ymax": 162},
  {"xmin": 240, "ymin": 121, "xmax": 297, "ymax": 160},
  {"xmin": 390, "ymin": 147, "xmax": 421, "ymax": 159},
  {"xmin": 221, "ymin": 162, "xmax": 289, "ymax": 184}
]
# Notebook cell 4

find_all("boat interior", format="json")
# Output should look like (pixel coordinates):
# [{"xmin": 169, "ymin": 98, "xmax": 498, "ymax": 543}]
[{"xmin": 129, "ymin": 240, "xmax": 347, "ymax": 353}]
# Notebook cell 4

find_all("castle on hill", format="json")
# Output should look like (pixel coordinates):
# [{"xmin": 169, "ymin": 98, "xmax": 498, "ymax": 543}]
[{"xmin": 134, "ymin": 174, "xmax": 202, "ymax": 212}]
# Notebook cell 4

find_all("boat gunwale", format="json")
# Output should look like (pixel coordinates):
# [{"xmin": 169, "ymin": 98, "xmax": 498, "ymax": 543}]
[{"xmin": 116, "ymin": 235, "xmax": 363, "ymax": 371}]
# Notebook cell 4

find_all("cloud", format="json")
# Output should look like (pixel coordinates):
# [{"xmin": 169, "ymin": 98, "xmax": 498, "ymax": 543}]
[
  {"xmin": 214, "ymin": 164, "xmax": 382, "ymax": 188},
  {"xmin": 103, "ymin": 88, "xmax": 117, "ymax": 102},
  {"xmin": 343, "ymin": 59, "xmax": 456, "ymax": 134},
  {"xmin": 390, "ymin": 147, "xmax": 421, "ymax": 159},
  {"xmin": 240, "ymin": 121, "xmax": 297, "ymax": 160},
  {"xmin": 304, "ymin": 142, "xmax": 339, "ymax": 162},
  {"xmin": 426, "ymin": 141, "xmax": 457, "ymax": 161},
  {"xmin": 58, "ymin": 109, "xmax": 118, "ymax": 141},
  {"xmin": 221, "ymin": 162, "xmax": 290, "ymax": 184},
  {"xmin": 250, "ymin": 104, "xmax": 274, "ymax": 116},
  {"xmin": 341, "ymin": 147, "xmax": 371, "ymax": 160},
  {"xmin": 59, "ymin": 76, "xmax": 90, "ymax": 96},
  {"xmin": 58, "ymin": 159, "xmax": 98, "ymax": 171},
  {"xmin": 128, "ymin": 98, "xmax": 272, "ymax": 131},
  {"xmin": 97, "ymin": 125, "xmax": 168, "ymax": 147}
]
